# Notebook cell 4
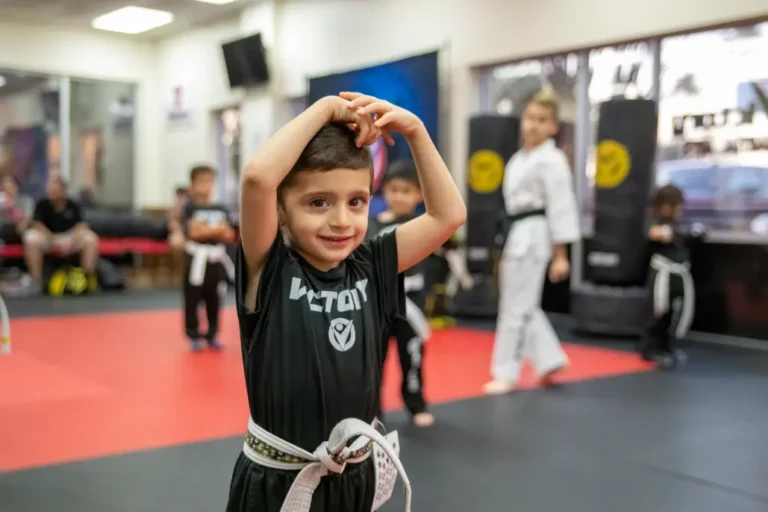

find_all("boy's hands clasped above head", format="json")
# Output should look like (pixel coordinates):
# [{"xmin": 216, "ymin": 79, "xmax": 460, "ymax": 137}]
[{"xmin": 324, "ymin": 92, "xmax": 423, "ymax": 148}]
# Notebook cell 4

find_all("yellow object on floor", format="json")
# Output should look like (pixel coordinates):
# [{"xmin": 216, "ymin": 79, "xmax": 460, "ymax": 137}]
[{"xmin": 429, "ymin": 316, "xmax": 457, "ymax": 330}]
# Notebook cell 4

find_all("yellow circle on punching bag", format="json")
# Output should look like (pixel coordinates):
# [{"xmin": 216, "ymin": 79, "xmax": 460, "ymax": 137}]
[
  {"xmin": 595, "ymin": 140, "xmax": 631, "ymax": 189},
  {"xmin": 468, "ymin": 150, "xmax": 505, "ymax": 194}
]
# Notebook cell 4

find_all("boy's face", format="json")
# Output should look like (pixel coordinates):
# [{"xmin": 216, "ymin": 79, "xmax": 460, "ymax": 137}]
[
  {"xmin": 46, "ymin": 177, "xmax": 65, "ymax": 200},
  {"xmin": 279, "ymin": 168, "xmax": 372, "ymax": 270},
  {"xmin": 521, "ymin": 102, "xmax": 558, "ymax": 148},
  {"xmin": 382, "ymin": 177, "xmax": 422, "ymax": 217},
  {"xmin": 190, "ymin": 172, "xmax": 215, "ymax": 202},
  {"xmin": 658, "ymin": 203, "xmax": 683, "ymax": 222}
]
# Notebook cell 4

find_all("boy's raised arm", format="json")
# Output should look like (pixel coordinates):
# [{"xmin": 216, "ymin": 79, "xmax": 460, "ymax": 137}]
[
  {"xmin": 394, "ymin": 128, "xmax": 467, "ymax": 273},
  {"xmin": 343, "ymin": 93, "xmax": 467, "ymax": 273}
]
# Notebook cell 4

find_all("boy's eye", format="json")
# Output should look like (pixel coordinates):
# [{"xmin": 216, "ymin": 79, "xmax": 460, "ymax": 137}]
[
  {"xmin": 350, "ymin": 196, "xmax": 369, "ymax": 208},
  {"xmin": 310, "ymin": 198, "xmax": 328, "ymax": 208}
]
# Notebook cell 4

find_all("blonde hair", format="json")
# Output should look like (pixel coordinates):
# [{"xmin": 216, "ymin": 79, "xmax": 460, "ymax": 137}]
[{"xmin": 528, "ymin": 86, "xmax": 559, "ymax": 121}]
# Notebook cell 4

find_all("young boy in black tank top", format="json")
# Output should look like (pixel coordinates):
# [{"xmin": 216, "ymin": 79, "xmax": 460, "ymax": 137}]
[
  {"xmin": 368, "ymin": 160, "xmax": 435, "ymax": 428},
  {"xmin": 227, "ymin": 93, "xmax": 466, "ymax": 512}
]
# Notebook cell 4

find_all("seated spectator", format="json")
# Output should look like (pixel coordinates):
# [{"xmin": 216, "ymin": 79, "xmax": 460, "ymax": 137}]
[
  {"xmin": 23, "ymin": 176, "xmax": 99, "ymax": 292},
  {"xmin": 0, "ymin": 175, "xmax": 34, "ymax": 233}
]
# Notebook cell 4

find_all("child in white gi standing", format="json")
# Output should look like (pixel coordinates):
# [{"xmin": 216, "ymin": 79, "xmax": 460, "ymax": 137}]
[{"xmin": 484, "ymin": 88, "xmax": 581, "ymax": 395}]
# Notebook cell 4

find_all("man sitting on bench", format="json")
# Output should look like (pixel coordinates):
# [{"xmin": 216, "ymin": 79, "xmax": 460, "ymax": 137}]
[{"xmin": 23, "ymin": 176, "xmax": 100, "ymax": 293}]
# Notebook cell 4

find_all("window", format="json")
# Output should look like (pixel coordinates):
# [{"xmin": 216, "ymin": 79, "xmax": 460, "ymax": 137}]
[
  {"xmin": 479, "ymin": 54, "xmax": 579, "ymax": 169},
  {"xmin": 0, "ymin": 69, "xmax": 61, "ymax": 199},
  {"xmin": 215, "ymin": 108, "xmax": 241, "ymax": 212},
  {"xmin": 582, "ymin": 43, "xmax": 656, "ymax": 235},
  {"xmin": 657, "ymin": 22, "xmax": 768, "ymax": 237},
  {"xmin": 69, "ymin": 79, "xmax": 136, "ymax": 209}
]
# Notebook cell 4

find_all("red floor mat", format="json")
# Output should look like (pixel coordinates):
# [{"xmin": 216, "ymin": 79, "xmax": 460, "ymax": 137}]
[{"xmin": 0, "ymin": 309, "xmax": 652, "ymax": 471}]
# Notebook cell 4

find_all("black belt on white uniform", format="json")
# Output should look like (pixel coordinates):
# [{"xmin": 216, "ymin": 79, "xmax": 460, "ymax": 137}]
[
  {"xmin": 495, "ymin": 208, "xmax": 547, "ymax": 248},
  {"xmin": 651, "ymin": 253, "xmax": 695, "ymax": 339}
]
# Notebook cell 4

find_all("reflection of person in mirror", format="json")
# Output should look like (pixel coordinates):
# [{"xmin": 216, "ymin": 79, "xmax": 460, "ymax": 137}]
[{"xmin": 485, "ymin": 88, "xmax": 580, "ymax": 396}]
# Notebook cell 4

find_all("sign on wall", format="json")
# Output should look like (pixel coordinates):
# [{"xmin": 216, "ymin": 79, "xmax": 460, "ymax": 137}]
[{"xmin": 167, "ymin": 84, "xmax": 192, "ymax": 125}]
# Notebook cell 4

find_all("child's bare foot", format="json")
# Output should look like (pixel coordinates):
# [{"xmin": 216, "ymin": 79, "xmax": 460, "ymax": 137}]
[
  {"xmin": 540, "ymin": 365, "xmax": 566, "ymax": 388},
  {"xmin": 412, "ymin": 412, "xmax": 435, "ymax": 428},
  {"xmin": 483, "ymin": 379, "xmax": 516, "ymax": 395}
]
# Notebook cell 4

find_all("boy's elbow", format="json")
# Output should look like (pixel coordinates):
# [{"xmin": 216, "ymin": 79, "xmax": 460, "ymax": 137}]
[
  {"xmin": 445, "ymin": 204, "xmax": 467, "ymax": 230},
  {"xmin": 242, "ymin": 161, "xmax": 280, "ymax": 190}
]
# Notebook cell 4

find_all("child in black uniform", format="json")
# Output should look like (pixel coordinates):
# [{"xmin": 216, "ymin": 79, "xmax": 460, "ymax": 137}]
[
  {"xmin": 228, "ymin": 93, "xmax": 466, "ymax": 512},
  {"xmin": 182, "ymin": 165, "xmax": 235, "ymax": 351},
  {"xmin": 639, "ymin": 184, "xmax": 704, "ymax": 370},
  {"xmin": 368, "ymin": 160, "xmax": 435, "ymax": 428}
]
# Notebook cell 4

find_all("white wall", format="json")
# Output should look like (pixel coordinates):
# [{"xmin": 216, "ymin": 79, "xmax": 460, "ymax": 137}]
[
  {"xmin": 154, "ymin": 3, "xmax": 277, "ymax": 201},
  {"xmin": 273, "ymin": 0, "xmax": 768, "ymax": 197},
  {"xmin": 0, "ymin": 22, "xmax": 161, "ymax": 207},
  {"xmin": 4, "ymin": 0, "xmax": 766, "ymax": 207}
]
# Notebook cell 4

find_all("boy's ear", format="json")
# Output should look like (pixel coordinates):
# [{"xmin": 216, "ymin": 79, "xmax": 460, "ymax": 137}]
[{"xmin": 277, "ymin": 203, "xmax": 286, "ymax": 227}]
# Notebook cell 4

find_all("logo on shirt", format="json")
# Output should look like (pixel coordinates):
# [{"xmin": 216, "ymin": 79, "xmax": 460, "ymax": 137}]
[
  {"xmin": 288, "ymin": 277, "xmax": 369, "ymax": 313},
  {"xmin": 328, "ymin": 318, "xmax": 356, "ymax": 351},
  {"xmin": 193, "ymin": 209, "xmax": 227, "ymax": 226},
  {"xmin": 289, "ymin": 277, "xmax": 369, "ymax": 352}
]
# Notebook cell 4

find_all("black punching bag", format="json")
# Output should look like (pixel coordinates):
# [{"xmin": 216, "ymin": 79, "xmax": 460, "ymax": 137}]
[
  {"xmin": 465, "ymin": 115, "xmax": 519, "ymax": 275},
  {"xmin": 588, "ymin": 99, "xmax": 657, "ymax": 285}
]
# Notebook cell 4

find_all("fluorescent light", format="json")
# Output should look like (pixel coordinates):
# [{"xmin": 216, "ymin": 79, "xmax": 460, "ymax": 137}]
[
  {"xmin": 0, "ymin": 76, "xmax": 6, "ymax": 87},
  {"xmin": 92, "ymin": 6, "xmax": 174, "ymax": 34},
  {"xmin": 194, "ymin": 0, "xmax": 239, "ymax": 4}
]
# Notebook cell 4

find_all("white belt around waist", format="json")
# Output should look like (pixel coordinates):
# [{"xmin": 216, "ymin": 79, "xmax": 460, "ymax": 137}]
[
  {"xmin": 651, "ymin": 254, "xmax": 695, "ymax": 339},
  {"xmin": 243, "ymin": 417, "xmax": 411, "ymax": 512},
  {"xmin": 185, "ymin": 241, "xmax": 235, "ymax": 286}
]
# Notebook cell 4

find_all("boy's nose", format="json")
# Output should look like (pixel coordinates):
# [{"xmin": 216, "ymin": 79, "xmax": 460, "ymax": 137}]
[{"xmin": 328, "ymin": 207, "xmax": 351, "ymax": 228}]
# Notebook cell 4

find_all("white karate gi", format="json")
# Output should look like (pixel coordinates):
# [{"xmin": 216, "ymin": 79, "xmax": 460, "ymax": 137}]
[{"xmin": 491, "ymin": 139, "xmax": 580, "ymax": 382}]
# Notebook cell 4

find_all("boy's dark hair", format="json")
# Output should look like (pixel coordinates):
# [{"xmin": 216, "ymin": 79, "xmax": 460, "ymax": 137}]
[
  {"xmin": 278, "ymin": 123, "xmax": 373, "ymax": 197},
  {"xmin": 382, "ymin": 159, "xmax": 420, "ymax": 188},
  {"xmin": 190, "ymin": 165, "xmax": 216, "ymax": 182},
  {"xmin": 653, "ymin": 184, "xmax": 684, "ymax": 210}
]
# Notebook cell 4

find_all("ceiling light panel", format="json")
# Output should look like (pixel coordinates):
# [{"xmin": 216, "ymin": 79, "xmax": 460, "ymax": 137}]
[{"xmin": 91, "ymin": 6, "xmax": 175, "ymax": 35}]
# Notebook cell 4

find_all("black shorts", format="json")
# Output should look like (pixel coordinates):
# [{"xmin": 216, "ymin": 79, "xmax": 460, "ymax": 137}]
[{"xmin": 225, "ymin": 452, "xmax": 376, "ymax": 512}]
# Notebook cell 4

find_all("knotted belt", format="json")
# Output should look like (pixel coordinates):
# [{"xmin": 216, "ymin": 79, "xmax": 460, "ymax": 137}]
[
  {"xmin": 651, "ymin": 254, "xmax": 695, "ymax": 339},
  {"xmin": 495, "ymin": 208, "xmax": 547, "ymax": 249},
  {"xmin": 184, "ymin": 241, "xmax": 235, "ymax": 286},
  {"xmin": 243, "ymin": 417, "xmax": 411, "ymax": 512}
]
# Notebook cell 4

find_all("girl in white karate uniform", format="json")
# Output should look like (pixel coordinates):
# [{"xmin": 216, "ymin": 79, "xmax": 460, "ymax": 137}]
[{"xmin": 484, "ymin": 88, "xmax": 581, "ymax": 395}]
